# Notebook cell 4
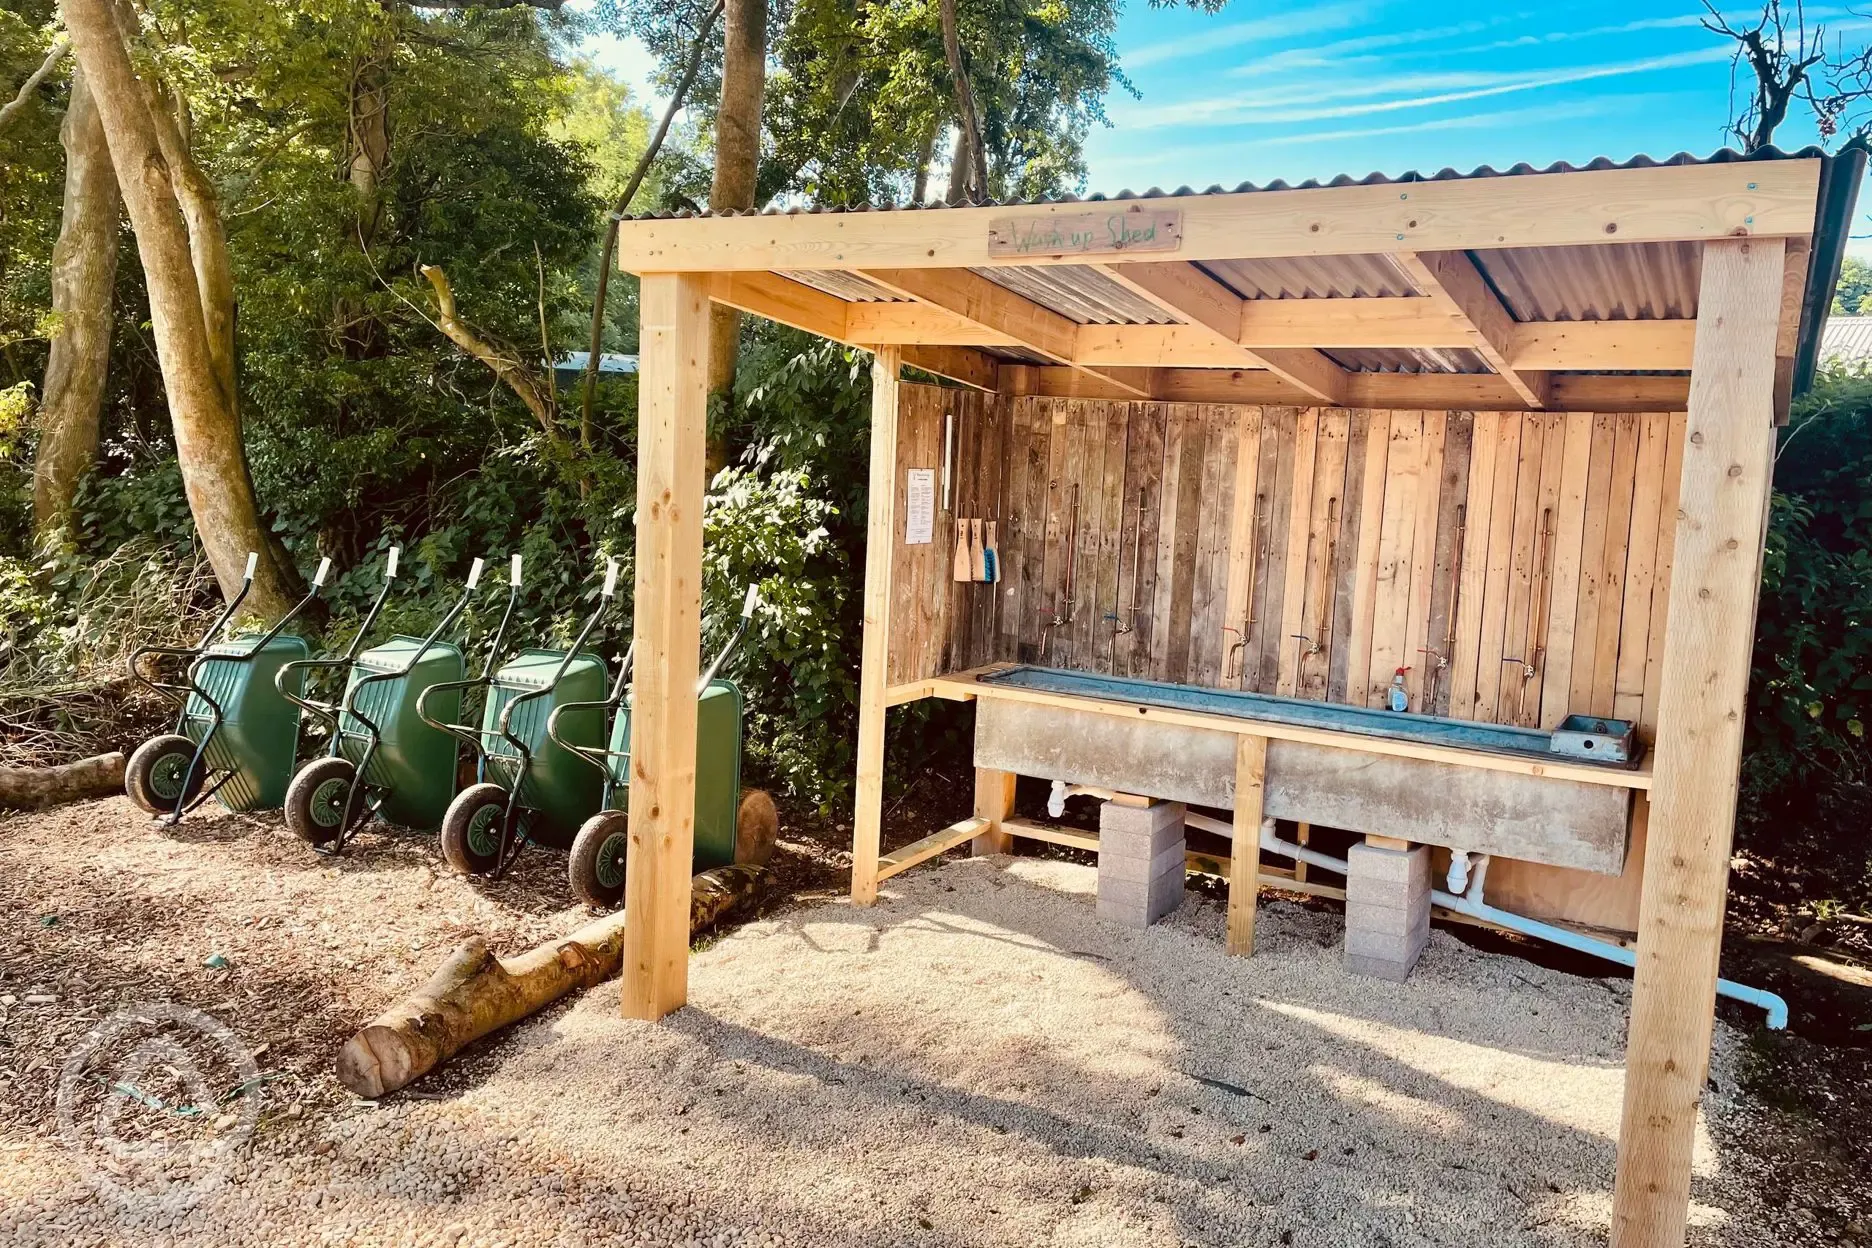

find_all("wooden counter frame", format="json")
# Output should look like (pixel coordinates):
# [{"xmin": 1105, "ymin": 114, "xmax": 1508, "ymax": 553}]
[{"xmin": 615, "ymin": 155, "xmax": 1832, "ymax": 1248}]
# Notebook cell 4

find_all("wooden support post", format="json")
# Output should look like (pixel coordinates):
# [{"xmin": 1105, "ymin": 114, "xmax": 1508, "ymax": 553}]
[
  {"xmin": 620, "ymin": 273, "xmax": 710, "ymax": 1022},
  {"xmin": 1294, "ymin": 821, "xmax": 1310, "ymax": 884},
  {"xmin": 1227, "ymin": 734, "xmax": 1268, "ymax": 956},
  {"xmin": 851, "ymin": 345, "xmax": 902, "ymax": 906},
  {"xmin": 1611, "ymin": 237, "xmax": 1785, "ymax": 1247},
  {"xmin": 972, "ymin": 766, "xmax": 1017, "ymax": 855}
]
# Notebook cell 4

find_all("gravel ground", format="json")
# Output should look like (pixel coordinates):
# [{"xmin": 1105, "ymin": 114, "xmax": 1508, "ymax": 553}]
[{"xmin": 0, "ymin": 795, "xmax": 1796, "ymax": 1248}]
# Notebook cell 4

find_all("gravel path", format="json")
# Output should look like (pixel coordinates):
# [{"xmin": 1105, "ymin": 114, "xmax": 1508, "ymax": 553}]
[{"xmin": 0, "ymin": 803, "xmax": 1777, "ymax": 1248}]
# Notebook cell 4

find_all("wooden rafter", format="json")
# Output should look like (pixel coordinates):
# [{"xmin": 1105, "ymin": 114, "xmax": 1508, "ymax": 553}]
[
  {"xmin": 615, "ymin": 160, "xmax": 1821, "ymax": 272},
  {"xmin": 1395, "ymin": 250, "xmax": 1548, "ymax": 407},
  {"xmin": 1093, "ymin": 261, "xmax": 1350, "ymax": 405},
  {"xmin": 861, "ymin": 267, "xmax": 1154, "ymax": 397}
]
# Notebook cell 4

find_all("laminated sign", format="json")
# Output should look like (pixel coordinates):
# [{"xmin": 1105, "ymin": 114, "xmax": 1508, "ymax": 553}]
[{"xmin": 904, "ymin": 469, "xmax": 934, "ymax": 545}]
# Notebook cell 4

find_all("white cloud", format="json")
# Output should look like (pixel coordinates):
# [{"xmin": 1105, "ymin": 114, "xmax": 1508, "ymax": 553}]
[
  {"xmin": 1224, "ymin": 16, "xmax": 1514, "ymax": 77},
  {"xmin": 1123, "ymin": 45, "xmax": 1740, "ymax": 129},
  {"xmin": 1126, "ymin": 0, "xmax": 1377, "ymax": 70}
]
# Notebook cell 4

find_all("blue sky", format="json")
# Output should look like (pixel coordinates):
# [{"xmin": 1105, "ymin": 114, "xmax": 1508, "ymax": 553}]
[{"xmin": 578, "ymin": 0, "xmax": 1872, "ymax": 249}]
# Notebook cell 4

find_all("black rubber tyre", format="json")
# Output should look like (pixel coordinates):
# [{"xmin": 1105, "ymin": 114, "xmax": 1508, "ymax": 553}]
[
  {"xmin": 124, "ymin": 734, "xmax": 205, "ymax": 816},
  {"xmin": 568, "ymin": 809, "xmax": 630, "ymax": 909},
  {"xmin": 439, "ymin": 783, "xmax": 509, "ymax": 876},
  {"xmin": 734, "ymin": 788, "xmax": 779, "ymax": 867},
  {"xmin": 284, "ymin": 756, "xmax": 358, "ymax": 847}
]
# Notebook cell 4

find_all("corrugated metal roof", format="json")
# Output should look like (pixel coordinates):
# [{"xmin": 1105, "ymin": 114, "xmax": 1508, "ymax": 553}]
[
  {"xmin": 971, "ymin": 265, "xmax": 1179, "ymax": 325},
  {"xmin": 781, "ymin": 270, "xmax": 907, "ymax": 302},
  {"xmin": 1326, "ymin": 346, "xmax": 1490, "ymax": 374},
  {"xmin": 662, "ymin": 146, "xmax": 1858, "ymax": 397},
  {"xmin": 1203, "ymin": 254, "xmax": 1417, "ymax": 300},
  {"xmin": 1820, "ymin": 314, "xmax": 1872, "ymax": 363},
  {"xmin": 623, "ymin": 146, "xmax": 1830, "ymax": 220},
  {"xmin": 1478, "ymin": 242, "xmax": 1704, "ymax": 321}
]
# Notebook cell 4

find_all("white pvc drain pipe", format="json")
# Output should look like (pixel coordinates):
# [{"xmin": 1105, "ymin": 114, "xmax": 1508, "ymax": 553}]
[{"xmin": 1180, "ymin": 811, "xmax": 1788, "ymax": 1030}]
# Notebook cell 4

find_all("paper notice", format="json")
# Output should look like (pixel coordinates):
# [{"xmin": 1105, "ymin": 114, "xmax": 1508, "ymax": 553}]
[{"xmin": 905, "ymin": 468, "xmax": 935, "ymax": 545}]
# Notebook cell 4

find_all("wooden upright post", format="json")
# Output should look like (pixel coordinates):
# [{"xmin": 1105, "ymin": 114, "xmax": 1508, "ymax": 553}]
[
  {"xmin": 851, "ymin": 345, "xmax": 903, "ymax": 906},
  {"xmin": 971, "ymin": 767, "xmax": 1017, "ymax": 855},
  {"xmin": 1611, "ymin": 237, "xmax": 1784, "ymax": 1246},
  {"xmin": 1227, "ymin": 734, "xmax": 1268, "ymax": 956},
  {"xmin": 620, "ymin": 272, "xmax": 710, "ymax": 1021}
]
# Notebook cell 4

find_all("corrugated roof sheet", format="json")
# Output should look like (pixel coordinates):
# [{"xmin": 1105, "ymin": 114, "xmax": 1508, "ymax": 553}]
[
  {"xmin": 1820, "ymin": 314, "xmax": 1872, "ymax": 363},
  {"xmin": 781, "ymin": 270, "xmax": 907, "ymax": 302},
  {"xmin": 622, "ymin": 147, "xmax": 1830, "ymax": 220},
  {"xmin": 1478, "ymin": 242, "xmax": 1704, "ymax": 321},
  {"xmin": 1204, "ymin": 254, "xmax": 1418, "ymax": 300},
  {"xmin": 971, "ymin": 265, "xmax": 1179, "ymax": 325}
]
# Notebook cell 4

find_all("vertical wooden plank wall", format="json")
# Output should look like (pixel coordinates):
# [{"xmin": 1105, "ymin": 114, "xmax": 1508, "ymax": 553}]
[{"xmin": 894, "ymin": 385, "xmax": 1684, "ymax": 756}]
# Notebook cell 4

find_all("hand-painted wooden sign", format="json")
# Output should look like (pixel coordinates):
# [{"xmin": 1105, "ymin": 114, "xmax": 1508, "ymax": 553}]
[{"xmin": 987, "ymin": 209, "xmax": 1183, "ymax": 258}]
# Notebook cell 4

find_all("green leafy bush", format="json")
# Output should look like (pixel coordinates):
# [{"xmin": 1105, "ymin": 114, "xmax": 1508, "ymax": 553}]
[{"xmin": 1742, "ymin": 368, "xmax": 1872, "ymax": 904}]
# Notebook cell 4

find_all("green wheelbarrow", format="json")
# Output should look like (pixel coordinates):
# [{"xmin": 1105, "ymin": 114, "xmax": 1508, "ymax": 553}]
[
  {"xmin": 274, "ymin": 553, "xmax": 500, "ymax": 852},
  {"xmin": 551, "ymin": 583, "xmax": 778, "ymax": 909},
  {"xmin": 124, "ymin": 553, "xmax": 330, "ymax": 824},
  {"xmin": 418, "ymin": 556, "xmax": 612, "ymax": 879}
]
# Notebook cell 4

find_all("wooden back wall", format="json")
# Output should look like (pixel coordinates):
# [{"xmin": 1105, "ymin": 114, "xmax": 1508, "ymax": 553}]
[{"xmin": 888, "ymin": 384, "xmax": 1685, "ymax": 748}]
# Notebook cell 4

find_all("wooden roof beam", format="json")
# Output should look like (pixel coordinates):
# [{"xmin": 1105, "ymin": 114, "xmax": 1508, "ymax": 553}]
[
  {"xmin": 1093, "ymin": 261, "xmax": 1350, "ymax": 405},
  {"xmin": 861, "ymin": 267, "xmax": 1154, "ymax": 398},
  {"xmin": 617, "ymin": 161, "xmax": 1822, "ymax": 272},
  {"xmin": 899, "ymin": 344, "xmax": 1001, "ymax": 390},
  {"xmin": 1015, "ymin": 365, "xmax": 1690, "ymax": 411},
  {"xmin": 707, "ymin": 272, "xmax": 848, "ymax": 340},
  {"xmin": 845, "ymin": 298, "xmax": 1699, "ymax": 369},
  {"xmin": 1395, "ymin": 250, "xmax": 1549, "ymax": 407}
]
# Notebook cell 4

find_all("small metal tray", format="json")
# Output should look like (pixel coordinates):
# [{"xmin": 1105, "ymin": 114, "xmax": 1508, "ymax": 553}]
[{"xmin": 1550, "ymin": 714, "xmax": 1639, "ymax": 766}]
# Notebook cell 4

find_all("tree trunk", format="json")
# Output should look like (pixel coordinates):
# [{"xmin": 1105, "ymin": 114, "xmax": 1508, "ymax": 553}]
[
  {"xmin": 33, "ymin": 65, "xmax": 120, "ymax": 547},
  {"xmin": 0, "ymin": 752, "xmax": 125, "ymax": 811},
  {"xmin": 911, "ymin": 119, "xmax": 937, "ymax": 204},
  {"xmin": 705, "ymin": 0, "xmax": 767, "ymax": 475},
  {"xmin": 336, "ymin": 864, "xmax": 769, "ymax": 1098},
  {"xmin": 60, "ymin": 0, "xmax": 295, "ymax": 619},
  {"xmin": 945, "ymin": 127, "xmax": 970, "ymax": 204},
  {"xmin": 939, "ymin": 0, "xmax": 987, "ymax": 200}
]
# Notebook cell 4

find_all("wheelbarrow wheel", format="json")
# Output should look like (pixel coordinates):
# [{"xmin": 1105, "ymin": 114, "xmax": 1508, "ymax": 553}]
[
  {"xmin": 568, "ymin": 810, "xmax": 630, "ymax": 909},
  {"xmin": 285, "ymin": 756, "xmax": 359, "ymax": 847},
  {"xmin": 125, "ymin": 734, "xmax": 205, "ymax": 815},
  {"xmin": 440, "ymin": 783, "xmax": 508, "ymax": 876},
  {"xmin": 734, "ymin": 789, "xmax": 779, "ymax": 867}
]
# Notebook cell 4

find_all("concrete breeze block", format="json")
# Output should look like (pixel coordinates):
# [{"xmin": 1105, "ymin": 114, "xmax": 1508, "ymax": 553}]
[
  {"xmin": 1096, "ymin": 869, "xmax": 1184, "ymax": 910},
  {"xmin": 1343, "ymin": 841, "xmax": 1431, "ymax": 983},
  {"xmin": 1344, "ymin": 951, "xmax": 1419, "ymax": 983},
  {"xmin": 1344, "ymin": 897, "xmax": 1434, "ymax": 940},
  {"xmin": 1098, "ymin": 842, "xmax": 1187, "ymax": 887},
  {"xmin": 1098, "ymin": 800, "xmax": 1188, "ymax": 855},
  {"xmin": 1097, "ymin": 886, "xmax": 1183, "ymax": 928},
  {"xmin": 1095, "ymin": 799, "xmax": 1186, "ymax": 929},
  {"xmin": 1344, "ymin": 921, "xmax": 1430, "ymax": 962},
  {"xmin": 1345, "ymin": 842, "xmax": 1432, "ymax": 889}
]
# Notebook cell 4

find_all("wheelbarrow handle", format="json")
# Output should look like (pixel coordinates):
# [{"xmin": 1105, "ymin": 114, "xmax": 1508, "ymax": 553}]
[
  {"xmin": 415, "ymin": 675, "xmax": 496, "ymax": 761},
  {"xmin": 274, "ymin": 655, "xmax": 356, "ymax": 729}
]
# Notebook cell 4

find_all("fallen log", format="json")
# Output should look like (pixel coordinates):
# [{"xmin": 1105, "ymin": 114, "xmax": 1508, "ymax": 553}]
[
  {"xmin": 336, "ymin": 863, "xmax": 769, "ymax": 1098},
  {"xmin": 0, "ymin": 751, "xmax": 126, "ymax": 811}
]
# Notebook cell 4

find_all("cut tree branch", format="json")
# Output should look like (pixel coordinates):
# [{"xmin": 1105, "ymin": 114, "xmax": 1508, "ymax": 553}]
[
  {"xmin": 420, "ymin": 263, "xmax": 562, "ymax": 444},
  {"xmin": 0, "ymin": 36, "xmax": 70, "ymax": 136}
]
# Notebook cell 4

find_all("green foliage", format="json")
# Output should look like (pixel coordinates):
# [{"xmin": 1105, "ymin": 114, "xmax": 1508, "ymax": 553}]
[
  {"xmin": 1833, "ymin": 256, "xmax": 1872, "ymax": 315},
  {"xmin": 1743, "ymin": 369, "xmax": 1872, "ymax": 895}
]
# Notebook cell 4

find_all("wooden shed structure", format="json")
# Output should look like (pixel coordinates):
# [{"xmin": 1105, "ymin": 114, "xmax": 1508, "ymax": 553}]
[{"xmin": 610, "ymin": 147, "xmax": 1863, "ymax": 1248}]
